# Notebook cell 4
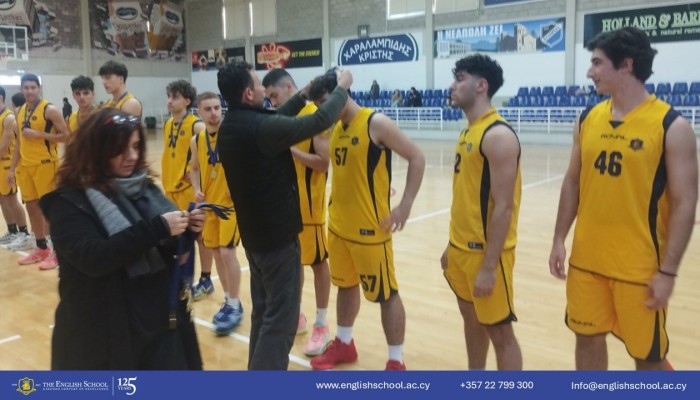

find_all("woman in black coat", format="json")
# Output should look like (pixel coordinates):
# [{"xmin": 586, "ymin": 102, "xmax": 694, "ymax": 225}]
[{"xmin": 40, "ymin": 109, "xmax": 206, "ymax": 370}]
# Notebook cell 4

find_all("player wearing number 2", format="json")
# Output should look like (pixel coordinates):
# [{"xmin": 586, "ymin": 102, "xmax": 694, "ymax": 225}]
[{"xmin": 549, "ymin": 27, "xmax": 698, "ymax": 370}]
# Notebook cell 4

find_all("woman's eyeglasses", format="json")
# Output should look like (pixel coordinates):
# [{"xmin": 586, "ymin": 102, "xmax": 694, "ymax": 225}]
[{"xmin": 103, "ymin": 114, "xmax": 140, "ymax": 126}]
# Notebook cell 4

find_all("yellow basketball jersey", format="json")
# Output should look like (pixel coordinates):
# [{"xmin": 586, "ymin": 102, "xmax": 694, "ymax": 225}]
[
  {"xmin": 194, "ymin": 129, "xmax": 233, "ymax": 208},
  {"xmin": 103, "ymin": 92, "xmax": 136, "ymax": 110},
  {"xmin": 67, "ymin": 107, "xmax": 95, "ymax": 134},
  {"xmin": 17, "ymin": 99, "xmax": 58, "ymax": 166},
  {"xmin": 161, "ymin": 113, "xmax": 200, "ymax": 193},
  {"xmin": 294, "ymin": 102, "xmax": 327, "ymax": 225},
  {"xmin": 328, "ymin": 107, "xmax": 391, "ymax": 244},
  {"xmin": 0, "ymin": 108, "xmax": 14, "ymax": 165},
  {"xmin": 570, "ymin": 95, "xmax": 678, "ymax": 283},
  {"xmin": 67, "ymin": 111, "xmax": 79, "ymax": 134},
  {"xmin": 449, "ymin": 108, "xmax": 521, "ymax": 252}
]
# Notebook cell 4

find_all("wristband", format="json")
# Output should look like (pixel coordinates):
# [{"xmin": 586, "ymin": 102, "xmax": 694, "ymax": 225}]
[{"xmin": 658, "ymin": 269, "xmax": 678, "ymax": 277}]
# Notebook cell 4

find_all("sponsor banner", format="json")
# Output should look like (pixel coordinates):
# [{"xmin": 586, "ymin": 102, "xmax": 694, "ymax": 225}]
[
  {"xmin": 485, "ymin": 0, "xmax": 545, "ymax": 6},
  {"xmin": 90, "ymin": 0, "xmax": 186, "ymax": 61},
  {"xmin": 434, "ymin": 17, "xmax": 565, "ymax": 58},
  {"xmin": 337, "ymin": 34, "xmax": 419, "ymax": 66},
  {"xmin": 254, "ymin": 38, "xmax": 322, "ymax": 70},
  {"xmin": 0, "ymin": 0, "xmax": 83, "ymax": 61},
  {"xmin": 583, "ymin": 3, "xmax": 700, "ymax": 45},
  {"xmin": 192, "ymin": 47, "xmax": 245, "ymax": 71},
  {"xmin": 0, "ymin": 371, "xmax": 697, "ymax": 399}
]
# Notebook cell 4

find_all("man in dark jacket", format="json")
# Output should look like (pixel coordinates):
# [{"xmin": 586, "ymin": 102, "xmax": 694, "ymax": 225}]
[{"xmin": 217, "ymin": 60, "xmax": 352, "ymax": 370}]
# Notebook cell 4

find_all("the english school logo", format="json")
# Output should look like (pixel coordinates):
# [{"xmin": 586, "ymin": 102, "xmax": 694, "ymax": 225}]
[
  {"xmin": 16, "ymin": 377, "xmax": 36, "ymax": 396},
  {"xmin": 117, "ymin": 377, "xmax": 137, "ymax": 396},
  {"xmin": 629, "ymin": 138, "xmax": 644, "ymax": 151},
  {"xmin": 115, "ymin": 7, "xmax": 139, "ymax": 20},
  {"xmin": 540, "ymin": 22, "xmax": 563, "ymax": 48}
]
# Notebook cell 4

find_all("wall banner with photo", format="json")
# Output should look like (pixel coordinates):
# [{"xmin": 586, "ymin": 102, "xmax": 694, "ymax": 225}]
[
  {"xmin": 192, "ymin": 47, "xmax": 245, "ymax": 71},
  {"xmin": 336, "ymin": 33, "xmax": 419, "ymax": 66},
  {"xmin": 583, "ymin": 3, "xmax": 700, "ymax": 45},
  {"xmin": 254, "ymin": 38, "xmax": 322, "ymax": 70},
  {"xmin": 434, "ymin": 17, "xmax": 565, "ymax": 58},
  {"xmin": 89, "ymin": 0, "xmax": 186, "ymax": 61},
  {"xmin": 0, "ymin": 0, "xmax": 82, "ymax": 61}
]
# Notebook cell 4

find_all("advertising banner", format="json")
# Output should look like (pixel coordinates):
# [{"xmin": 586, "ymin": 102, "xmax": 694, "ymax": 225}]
[
  {"xmin": 337, "ymin": 33, "xmax": 419, "ymax": 66},
  {"xmin": 254, "ymin": 38, "xmax": 322, "ymax": 70},
  {"xmin": 434, "ymin": 17, "xmax": 565, "ymax": 58},
  {"xmin": 192, "ymin": 47, "xmax": 245, "ymax": 71},
  {"xmin": 583, "ymin": 3, "xmax": 700, "ymax": 45}
]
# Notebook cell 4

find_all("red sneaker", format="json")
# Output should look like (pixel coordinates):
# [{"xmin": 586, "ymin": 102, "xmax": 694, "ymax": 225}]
[
  {"xmin": 385, "ymin": 360, "xmax": 406, "ymax": 370},
  {"xmin": 310, "ymin": 337, "xmax": 357, "ymax": 370},
  {"xmin": 18, "ymin": 247, "xmax": 51, "ymax": 265}
]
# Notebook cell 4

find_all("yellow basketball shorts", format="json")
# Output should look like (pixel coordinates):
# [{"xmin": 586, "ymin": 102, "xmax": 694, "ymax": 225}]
[
  {"xmin": 298, "ymin": 223, "xmax": 328, "ymax": 266},
  {"xmin": 202, "ymin": 210, "xmax": 240, "ymax": 249},
  {"xmin": 165, "ymin": 186, "xmax": 195, "ymax": 210},
  {"xmin": 566, "ymin": 266, "xmax": 669, "ymax": 362},
  {"xmin": 0, "ymin": 163, "xmax": 17, "ymax": 196},
  {"xmin": 328, "ymin": 230, "xmax": 397, "ymax": 303},
  {"xmin": 443, "ymin": 244, "xmax": 517, "ymax": 325},
  {"xmin": 17, "ymin": 162, "xmax": 57, "ymax": 202}
]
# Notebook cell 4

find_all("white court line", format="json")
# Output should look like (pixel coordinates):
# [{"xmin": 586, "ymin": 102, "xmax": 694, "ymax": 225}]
[
  {"xmin": 406, "ymin": 174, "xmax": 565, "ymax": 224},
  {"xmin": 193, "ymin": 317, "xmax": 311, "ymax": 369},
  {"xmin": 0, "ymin": 335, "xmax": 21, "ymax": 345}
]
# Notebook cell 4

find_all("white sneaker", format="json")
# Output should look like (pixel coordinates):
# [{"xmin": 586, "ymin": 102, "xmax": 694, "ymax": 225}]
[
  {"xmin": 0, "ymin": 231, "xmax": 16, "ymax": 245},
  {"xmin": 4, "ymin": 233, "xmax": 35, "ymax": 251}
]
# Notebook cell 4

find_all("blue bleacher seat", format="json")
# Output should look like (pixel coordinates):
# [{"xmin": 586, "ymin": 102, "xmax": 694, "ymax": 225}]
[
  {"xmin": 529, "ymin": 87, "xmax": 542, "ymax": 96},
  {"xmin": 656, "ymin": 83, "xmax": 671, "ymax": 95},
  {"xmin": 683, "ymin": 94, "xmax": 699, "ymax": 106},
  {"xmin": 542, "ymin": 86, "xmax": 554, "ymax": 96},
  {"xmin": 690, "ymin": 82, "xmax": 700, "ymax": 94},
  {"xmin": 517, "ymin": 96, "xmax": 530, "ymax": 107},
  {"xmin": 508, "ymin": 97, "xmax": 518, "ymax": 107},
  {"xmin": 517, "ymin": 87, "xmax": 529, "ymax": 96},
  {"xmin": 672, "ymin": 82, "xmax": 688, "ymax": 95},
  {"xmin": 573, "ymin": 96, "xmax": 586, "ymax": 107},
  {"xmin": 530, "ymin": 96, "xmax": 543, "ymax": 107},
  {"xmin": 567, "ymin": 85, "xmax": 580, "ymax": 96},
  {"xmin": 543, "ymin": 95, "xmax": 556, "ymax": 107},
  {"xmin": 668, "ymin": 94, "xmax": 682, "ymax": 106},
  {"xmin": 554, "ymin": 86, "xmax": 566, "ymax": 96},
  {"xmin": 557, "ymin": 95, "xmax": 571, "ymax": 107},
  {"xmin": 645, "ymin": 83, "xmax": 655, "ymax": 94},
  {"xmin": 586, "ymin": 95, "xmax": 600, "ymax": 107}
]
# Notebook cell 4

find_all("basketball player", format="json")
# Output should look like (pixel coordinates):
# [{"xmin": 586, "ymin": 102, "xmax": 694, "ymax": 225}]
[
  {"xmin": 99, "ymin": 61, "xmax": 142, "ymax": 117},
  {"xmin": 262, "ymin": 68, "xmax": 332, "ymax": 356},
  {"xmin": 440, "ymin": 54, "xmax": 523, "ymax": 370},
  {"xmin": 189, "ymin": 92, "xmax": 244, "ymax": 335},
  {"xmin": 66, "ymin": 76, "xmax": 96, "ymax": 134},
  {"xmin": 161, "ymin": 80, "xmax": 213, "ymax": 299},
  {"xmin": 307, "ymin": 71, "xmax": 425, "ymax": 371},
  {"xmin": 0, "ymin": 87, "xmax": 29, "ymax": 249},
  {"xmin": 549, "ymin": 27, "xmax": 698, "ymax": 370},
  {"xmin": 10, "ymin": 74, "xmax": 69, "ymax": 269}
]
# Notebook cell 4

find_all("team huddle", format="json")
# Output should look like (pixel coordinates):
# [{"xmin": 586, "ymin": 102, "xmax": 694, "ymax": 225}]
[{"xmin": 1, "ymin": 26, "xmax": 696, "ymax": 371}]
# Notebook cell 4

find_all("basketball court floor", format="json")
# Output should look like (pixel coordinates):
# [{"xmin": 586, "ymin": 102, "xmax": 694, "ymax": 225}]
[{"xmin": 1, "ymin": 128, "xmax": 698, "ymax": 370}]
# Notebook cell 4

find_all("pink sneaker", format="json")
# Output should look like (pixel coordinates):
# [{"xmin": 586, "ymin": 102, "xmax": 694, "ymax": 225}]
[
  {"xmin": 385, "ymin": 360, "xmax": 406, "ymax": 370},
  {"xmin": 18, "ymin": 247, "xmax": 52, "ymax": 265},
  {"xmin": 38, "ymin": 252, "xmax": 59, "ymax": 270},
  {"xmin": 310, "ymin": 337, "xmax": 358, "ymax": 370},
  {"xmin": 296, "ymin": 312, "xmax": 307, "ymax": 335},
  {"xmin": 304, "ymin": 324, "xmax": 330, "ymax": 356}
]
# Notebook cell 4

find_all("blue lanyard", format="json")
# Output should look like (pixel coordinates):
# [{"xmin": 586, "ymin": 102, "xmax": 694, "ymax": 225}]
[
  {"xmin": 205, "ymin": 130, "xmax": 219, "ymax": 166},
  {"xmin": 169, "ymin": 113, "xmax": 187, "ymax": 149}
]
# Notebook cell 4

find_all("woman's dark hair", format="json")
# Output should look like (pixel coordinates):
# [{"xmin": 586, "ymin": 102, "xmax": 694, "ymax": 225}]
[{"xmin": 56, "ymin": 108, "xmax": 154, "ymax": 194}]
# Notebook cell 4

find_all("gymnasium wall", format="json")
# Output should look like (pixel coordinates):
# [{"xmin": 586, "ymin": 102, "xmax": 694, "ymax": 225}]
[{"xmin": 187, "ymin": 0, "xmax": 700, "ymax": 100}]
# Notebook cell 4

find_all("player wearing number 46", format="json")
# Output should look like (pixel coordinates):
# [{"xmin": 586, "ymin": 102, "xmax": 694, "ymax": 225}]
[
  {"xmin": 307, "ymin": 70, "xmax": 425, "ymax": 371},
  {"xmin": 549, "ymin": 27, "xmax": 698, "ymax": 370},
  {"xmin": 441, "ymin": 54, "xmax": 523, "ymax": 371}
]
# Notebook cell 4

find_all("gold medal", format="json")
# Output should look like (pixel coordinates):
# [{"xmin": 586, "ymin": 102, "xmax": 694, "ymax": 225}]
[{"xmin": 210, "ymin": 170, "xmax": 217, "ymax": 178}]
